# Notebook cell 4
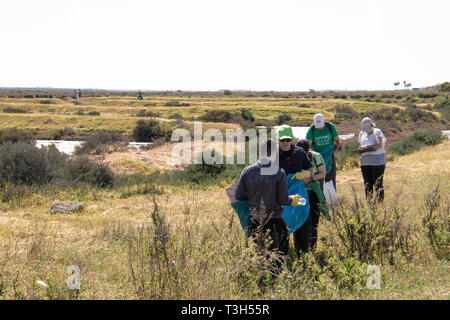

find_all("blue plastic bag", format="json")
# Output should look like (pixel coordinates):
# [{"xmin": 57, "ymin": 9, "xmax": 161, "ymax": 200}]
[{"xmin": 282, "ymin": 173, "xmax": 310, "ymax": 235}]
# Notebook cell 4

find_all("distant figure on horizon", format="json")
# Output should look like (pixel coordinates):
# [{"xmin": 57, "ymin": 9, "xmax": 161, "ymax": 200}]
[
  {"xmin": 73, "ymin": 89, "xmax": 79, "ymax": 99},
  {"xmin": 78, "ymin": 89, "xmax": 82, "ymax": 98},
  {"xmin": 138, "ymin": 90, "xmax": 143, "ymax": 100}
]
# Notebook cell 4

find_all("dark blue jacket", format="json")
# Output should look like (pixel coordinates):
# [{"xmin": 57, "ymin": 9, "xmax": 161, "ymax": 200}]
[
  {"xmin": 234, "ymin": 159, "xmax": 291, "ymax": 218},
  {"xmin": 278, "ymin": 145, "xmax": 313, "ymax": 175}
]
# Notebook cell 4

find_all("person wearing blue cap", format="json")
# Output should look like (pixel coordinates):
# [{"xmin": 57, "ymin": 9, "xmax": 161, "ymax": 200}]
[{"xmin": 355, "ymin": 117, "xmax": 387, "ymax": 202}]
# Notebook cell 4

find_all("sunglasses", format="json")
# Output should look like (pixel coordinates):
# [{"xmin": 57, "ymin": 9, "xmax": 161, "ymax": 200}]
[{"xmin": 280, "ymin": 139, "xmax": 292, "ymax": 143}]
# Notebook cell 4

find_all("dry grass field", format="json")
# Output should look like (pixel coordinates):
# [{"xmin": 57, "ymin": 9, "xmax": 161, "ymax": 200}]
[
  {"xmin": 0, "ymin": 139, "xmax": 448, "ymax": 299},
  {"xmin": 0, "ymin": 90, "xmax": 448, "ymax": 300}
]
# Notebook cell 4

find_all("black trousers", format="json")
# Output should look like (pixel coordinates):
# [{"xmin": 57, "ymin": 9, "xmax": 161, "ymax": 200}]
[
  {"xmin": 307, "ymin": 191, "xmax": 320, "ymax": 251},
  {"xmin": 361, "ymin": 165, "xmax": 385, "ymax": 202},
  {"xmin": 325, "ymin": 153, "xmax": 336, "ymax": 190},
  {"xmin": 249, "ymin": 216, "xmax": 289, "ymax": 256},
  {"xmin": 293, "ymin": 191, "xmax": 320, "ymax": 256}
]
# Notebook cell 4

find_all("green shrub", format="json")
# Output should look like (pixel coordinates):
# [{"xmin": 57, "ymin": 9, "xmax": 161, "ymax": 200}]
[
  {"xmin": 164, "ymin": 101, "xmax": 190, "ymax": 107},
  {"xmin": 402, "ymin": 105, "xmax": 436, "ymax": 122},
  {"xmin": 335, "ymin": 141, "xmax": 359, "ymax": 170},
  {"xmin": 3, "ymin": 107, "xmax": 27, "ymax": 113},
  {"xmin": 239, "ymin": 108, "xmax": 255, "ymax": 122},
  {"xmin": 422, "ymin": 186, "xmax": 449, "ymax": 261},
  {"xmin": 0, "ymin": 128, "xmax": 35, "ymax": 144},
  {"xmin": 434, "ymin": 98, "xmax": 450, "ymax": 123},
  {"xmin": 277, "ymin": 112, "xmax": 292, "ymax": 125},
  {"xmin": 387, "ymin": 130, "xmax": 443, "ymax": 156},
  {"xmin": 224, "ymin": 90, "xmax": 232, "ymax": 96},
  {"xmin": 418, "ymin": 93, "xmax": 438, "ymax": 99},
  {"xmin": 296, "ymin": 248, "xmax": 369, "ymax": 294},
  {"xmin": 75, "ymin": 130, "xmax": 128, "ymax": 155},
  {"xmin": 324, "ymin": 191, "xmax": 414, "ymax": 265},
  {"xmin": 200, "ymin": 110, "xmax": 233, "ymax": 123},
  {"xmin": 64, "ymin": 156, "xmax": 114, "ymax": 187},
  {"xmin": 52, "ymin": 129, "xmax": 64, "ymax": 140},
  {"xmin": 180, "ymin": 151, "xmax": 230, "ymax": 184},
  {"xmin": 63, "ymin": 127, "xmax": 76, "ymax": 136},
  {"xmin": 438, "ymin": 82, "xmax": 450, "ymax": 92},
  {"xmin": 376, "ymin": 120, "xmax": 402, "ymax": 135},
  {"xmin": 87, "ymin": 111, "xmax": 100, "ymax": 116},
  {"xmin": 0, "ymin": 142, "xmax": 65, "ymax": 185},
  {"xmin": 136, "ymin": 109, "xmax": 161, "ymax": 117},
  {"xmin": 168, "ymin": 114, "xmax": 183, "ymax": 120},
  {"xmin": 298, "ymin": 104, "xmax": 311, "ymax": 108},
  {"xmin": 132, "ymin": 119, "xmax": 170, "ymax": 142},
  {"xmin": 39, "ymin": 100, "xmax": 56, "ymax": 104},
  {"xmin": 334, "ymin": 105, "xmax": 359, "ymax": 120}
]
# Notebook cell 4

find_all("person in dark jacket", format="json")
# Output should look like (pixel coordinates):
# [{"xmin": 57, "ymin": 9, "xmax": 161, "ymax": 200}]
[
  {"xmin": 277, "ymin": 125, "xmax": 315, "ymax": 257},
  {"xmin": 235, "ymin": 139, "xmax": 301, "ymax": 264}
]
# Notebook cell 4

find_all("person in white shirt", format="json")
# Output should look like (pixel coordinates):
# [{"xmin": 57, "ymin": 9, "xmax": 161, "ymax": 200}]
[{"xmin": 355, "ymin": 117, "xmax": 386, "ymax": 202}]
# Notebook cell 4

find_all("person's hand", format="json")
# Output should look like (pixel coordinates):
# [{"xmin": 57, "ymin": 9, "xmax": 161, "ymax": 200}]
[
  {"xmin": 303, "ymin": 177, "xmax": 312, "ymax": 184},
  {"xmin": 289, "ymin": 194, "xmax": 301, "ymax": 206},
  {"xmin": 291, "ymin": 170, "xmax": 310, "ymax": 181},
  {"xmin": 353, "ymin": 146, "xmax": 364, "ymax": 154}
]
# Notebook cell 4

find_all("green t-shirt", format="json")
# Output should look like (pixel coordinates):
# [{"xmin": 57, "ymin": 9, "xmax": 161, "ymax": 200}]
[
  {"xmin": 305, "ymin": 151, "xmax": 324, "ymax": 191},
  {"xmin": 309, "ymin": 151, "xmax": 324, "ymax": 174},
  {"xmin": 306, "ymin": 122, "xmax": 338, "ymax": 152}
]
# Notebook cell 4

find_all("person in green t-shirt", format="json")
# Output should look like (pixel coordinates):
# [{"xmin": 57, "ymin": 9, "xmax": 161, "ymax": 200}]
[{"xmin": 305, "ymin": 113, "xmax": 340, "ymax": 190}]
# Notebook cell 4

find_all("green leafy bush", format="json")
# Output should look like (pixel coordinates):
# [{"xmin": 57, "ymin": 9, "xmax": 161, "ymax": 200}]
[
  {"xmin": 387, "ymin": 130, "xmax": 443, "ymax": 156},
  {"xmin": 3, "ymin": 107, "xmax": 27, "ymax": 113},
  {"xmin": 434, "ymin": 98, "xmax": 450, "ymax": 123},
  {"xmin": 324, "ymin": 191, "xmax": 414, "ymax": 265},
  {"xmin": 0, "ymin": 128, "xmax": 35, "ymax": 144},
  {"xmin": 168, "ymin": 114, "xmax": 183, "ymax": 120},
  {"xmin": 334, "ymin": 105, "xmax": 359, "ymax": 120},
  {"xmin": 0, "ymin": 142, "xmax": 65, "ymax": 185},
  {"xmin": 39, "ymin": 100, "xmax": 56, "ymax": 104},
  {"xmin": 132, "ymin": 119, "xmax": 170, "ymax": 142},
  {"xmin": 64, "ymin": 156, "xmax": 114, "ymax": 187},
  {"xmin": 335, "ymin": 141, "xmax": 359, "ymax": 170},
  {"xmin": 75, "ymin": 130, "xmax": 128, "ymax": 155},
  {"xmin": 438, "ymin": 82, "xmax": 450, "ymax": 92},
  {"xmin": 239, "ymin": 108, "xmax": 255, "ymax": 122},
  {"xmin": 200, "ymin": 110, "xmax": 233, "ymax": 123},
  {"xmin": 422, "ymin": 186, "xmax": 449, "ymax": 261},
  {"xmin": 402, "ymin": 105, "xmax": 436, "ymax": 122},
  {"xmin": 136, "ymin": 109, "xmax": 161, "ymax": 117},
  {"xmin": 180, "ymin": 151, "xmax": 230, "ymax": 184},
  {"xmin": 52, "ymin": 129, "xmax": 63, "ymax": 140},
  {"xmin": 277, "ymin": 112, "xmax": 292, "ymax": 125},
  {"xmin": 164, "ymin": 101, "xmax": 190, "ymax": 107}
]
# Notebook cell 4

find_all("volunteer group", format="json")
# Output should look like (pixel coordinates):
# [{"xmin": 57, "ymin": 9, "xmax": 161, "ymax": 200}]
[{"xmin": 233, "ymin": 113, "xmax": 387, "ymax": 268}]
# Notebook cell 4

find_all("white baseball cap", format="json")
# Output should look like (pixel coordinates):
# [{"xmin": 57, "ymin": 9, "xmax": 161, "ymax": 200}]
[{"xmin": 313, "ymin": 113, "xmax": 325, "ymax": 129}]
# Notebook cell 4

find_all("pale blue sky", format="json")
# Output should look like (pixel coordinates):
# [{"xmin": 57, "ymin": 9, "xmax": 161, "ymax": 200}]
[{"xmin": 1, "ymin": 0, "xmax": 449, "ymax": 91}]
